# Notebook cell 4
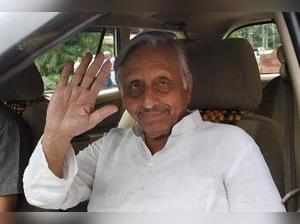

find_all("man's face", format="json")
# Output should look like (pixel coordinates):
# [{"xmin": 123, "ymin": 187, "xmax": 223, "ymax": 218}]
[{"xmin": 119, "ymin": 46, "xmax": 191, "ymax": 139}]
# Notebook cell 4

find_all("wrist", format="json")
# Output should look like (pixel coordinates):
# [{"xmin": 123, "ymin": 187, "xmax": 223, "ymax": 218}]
[
  {"xmin": 41, "ymin": 132, "xmax": 72, "ymax": 179},
  {"xmin": 41, "ymin": 131, "xmax": 73, "ymax": 176},
  {"xmin": 43, "ymin": 127, "xmax": 73, "ymax": 143},
  {"xmin": 42, "ymin": 131, "xmax": 72, "ymax": 154}
]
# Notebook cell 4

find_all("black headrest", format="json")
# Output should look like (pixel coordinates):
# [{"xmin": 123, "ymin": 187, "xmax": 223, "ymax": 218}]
[
  {"xmin": 0, "ymin": 64, "xmax": 44, "ymax": 101},
  {"xmin": 186, "ymin": 38, "xmax": 262, "ymax": 111}
]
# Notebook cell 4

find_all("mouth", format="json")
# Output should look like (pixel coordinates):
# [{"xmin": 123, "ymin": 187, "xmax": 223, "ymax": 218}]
[{"xmin": 138, "ymin": 110, "xmax": 169, "ymax": 124}]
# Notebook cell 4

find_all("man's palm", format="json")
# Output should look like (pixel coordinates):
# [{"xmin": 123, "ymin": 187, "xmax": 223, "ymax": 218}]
[{"xmin": 45, "ymin": 53, "xmax": 118, "ymax": 140}]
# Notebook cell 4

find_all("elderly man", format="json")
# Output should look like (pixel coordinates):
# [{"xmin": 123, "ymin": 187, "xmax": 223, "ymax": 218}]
[{"xmin": 23, "ymin": 32, "xmax": 285, "ymax": 212}]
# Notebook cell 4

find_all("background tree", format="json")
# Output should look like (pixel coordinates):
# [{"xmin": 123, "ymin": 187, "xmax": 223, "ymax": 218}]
[
  {"xmin": 230, "ymin": 23, "xmax": 281, "ymax": 50},
  {"xmin": 35, "ymin": 32, "xmax": 114, "ymax": 91}
]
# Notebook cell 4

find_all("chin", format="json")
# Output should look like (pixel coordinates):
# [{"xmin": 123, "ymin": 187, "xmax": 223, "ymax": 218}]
[{"xmin": 143, "ymin": 125, "xmax": 171, "ymax": 139}]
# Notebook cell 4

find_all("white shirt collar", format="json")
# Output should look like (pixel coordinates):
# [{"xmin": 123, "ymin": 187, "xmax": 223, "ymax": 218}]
[
  {"xmin": 171, "ymin": 110, "xmax": 202, "ymax": 136},
  {"xmin": 132, "ymin": 110, "xmax": 202, "ymax": 138}
]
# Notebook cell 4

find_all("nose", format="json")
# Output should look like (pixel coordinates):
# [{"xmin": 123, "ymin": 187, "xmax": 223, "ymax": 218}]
[{"xmin": 143, "ymin": 87, "xmax": 158, "ymax": 110}]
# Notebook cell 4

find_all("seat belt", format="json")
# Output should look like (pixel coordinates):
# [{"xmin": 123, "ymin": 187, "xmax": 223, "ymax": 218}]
[{"xmin": 282, "ymin": 188, "xmax": 300, "ymax": 211}]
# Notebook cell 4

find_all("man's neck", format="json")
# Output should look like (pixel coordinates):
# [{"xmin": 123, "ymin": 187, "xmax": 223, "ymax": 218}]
[
  {"xmin": 145, "ymin": 134, "xmax": 169, "ymax": 155},
  {"xmin": 142, "ymin": 111, "xmax": 191, "ymax": 155}
]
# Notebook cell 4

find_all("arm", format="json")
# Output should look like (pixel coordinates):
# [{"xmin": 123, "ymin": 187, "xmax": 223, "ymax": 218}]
[
  {"xmin": 224, "ymin": 131, "xmax": 286, "ymax": 212},
  {"xmin": 41, "ymin": 53, "xmax": 117, "ymax": 178},
  {"xmin": 23, "ymin": 52, "xmax": 118, "ymax": 210},
  {"xmin": 23, "ymin": 137, "xmax": 102, "ymax": 210},
  {"xmin": 0, "ymin": 196, "xmax": 17, "ymax": 212}
]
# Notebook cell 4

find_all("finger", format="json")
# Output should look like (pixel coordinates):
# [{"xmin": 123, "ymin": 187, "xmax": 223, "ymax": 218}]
[
  {"xmin": 81, "ymin": 53, "xmax": 105, "ymax": 89},
  {"xmin": 88, "ymin": 105, "xmax": 118, "ymax": 129},
  {"xmin": 63, "ymin": 85, "xmax": 72, "ymax": 103},
  {"xmin": 90, "ymin": 60, "xmax": 112, "ymax": 96},
  {"xmin": 71, "ymin": 53, "xmax": 93, "ymax": 87},
  {"xmin": 57, "ymin": 63, "xmax": 74, "ymax": 88},
  {"xmin": 104, "ymin": 54, "xmax": 112, "ymax": 60}
]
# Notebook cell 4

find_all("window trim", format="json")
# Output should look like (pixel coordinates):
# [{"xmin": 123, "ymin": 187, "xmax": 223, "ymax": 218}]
[
  {"xmin": 224, "ymin": 20, "xmax": 275, "ymax": 39},
  {"xmin": 96, "ymin": 27, "xmax": 107, "ymax": 55},
  {"xmin": 0, "ymin": 13, "xmax": 102, "ymax": 84},
  {"xmin": 283, "ymin": 12, "xmax": 300, "ymax": 63}
]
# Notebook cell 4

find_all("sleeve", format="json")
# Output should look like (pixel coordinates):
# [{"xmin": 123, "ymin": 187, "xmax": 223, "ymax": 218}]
[
  {"xmin": 224, "ymin": 130, "xmax": 286, "ymax": 212},
  {"xmin": 23, "ymin": 136, "xmax": 103, "ymax": 210}
]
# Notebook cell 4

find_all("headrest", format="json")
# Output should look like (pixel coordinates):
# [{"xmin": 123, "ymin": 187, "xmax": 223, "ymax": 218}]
[
  {"xmin": 0, "ymin": 64, "xmax": 44, "ymax": 101},
  {"xmin": 277, "ymin": 45, "xmax": 289, "ymax": 80},
  {"xmin": 277, "ymin": 45, "xmax": 285, "ymax": 64},
  {"xmin": 186, "ymin": 38, "xmax": 262, "ymax": 111}
]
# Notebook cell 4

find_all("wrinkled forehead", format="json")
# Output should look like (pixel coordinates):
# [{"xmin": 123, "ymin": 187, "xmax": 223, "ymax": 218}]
[{"xmin": 121, "ymin": 45, "xmax": 180, "ymax": 72}]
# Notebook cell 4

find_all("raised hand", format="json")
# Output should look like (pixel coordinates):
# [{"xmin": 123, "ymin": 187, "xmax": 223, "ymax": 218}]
[
  {"xmin": 42, "ymin": 53, "xmax": 118, "ymax": 177},
  {"xmin": 45, "ymin": 52, "xmax": 118, "ymax": 140}
]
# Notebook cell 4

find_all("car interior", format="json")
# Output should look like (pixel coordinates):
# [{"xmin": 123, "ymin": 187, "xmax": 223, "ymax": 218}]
[{"xmin": 0, "ymin": 11, "xmax": 300, "ymax": 212}]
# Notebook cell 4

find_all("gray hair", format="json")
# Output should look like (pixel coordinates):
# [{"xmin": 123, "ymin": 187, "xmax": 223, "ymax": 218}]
[{"xmin": 114, "ymin": 31, "xmax": 193, "ymax": 91}]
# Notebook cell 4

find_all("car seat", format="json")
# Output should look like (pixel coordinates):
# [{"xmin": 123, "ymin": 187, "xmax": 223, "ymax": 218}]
[
  {"xmin": 0, "ymin": 63, "xmax": 49, "ymax": 211},
  {"xmin": 258, "ymin": 45, "xmax": 298, "ymax": 210}
]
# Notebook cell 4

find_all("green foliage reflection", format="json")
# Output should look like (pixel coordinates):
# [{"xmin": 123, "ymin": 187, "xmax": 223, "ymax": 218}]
[{"xmin": 35, "ymin": 32, "xmax": 114, "ymax": 91}]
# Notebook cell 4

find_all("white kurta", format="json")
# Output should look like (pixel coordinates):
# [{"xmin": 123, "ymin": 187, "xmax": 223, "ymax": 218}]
[{"xmin": 23, "ymin": 111, "xmax": 285, "ymax": 212}]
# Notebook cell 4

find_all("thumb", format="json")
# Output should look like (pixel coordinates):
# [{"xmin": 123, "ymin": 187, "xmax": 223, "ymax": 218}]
[{"xmin": 88, "ymin": 105, "xmax": 118, "ymax": 129}]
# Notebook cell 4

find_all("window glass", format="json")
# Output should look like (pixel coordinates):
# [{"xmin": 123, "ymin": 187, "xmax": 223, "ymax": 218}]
[
  {"xmin": 229, "ymin": 23, "xmax": 281, "ymax": 74},
  {"xmin": 101, "ymin": 32, "xmax": 117, "ymax": 88},
  {"xmin": 35, "ymin": 31, "xmax": 116, "ymax": 92}
]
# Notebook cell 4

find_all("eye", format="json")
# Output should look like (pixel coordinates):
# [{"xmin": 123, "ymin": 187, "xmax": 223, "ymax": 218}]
[
  {"xmin": 126, "ymin": 80, "xmax": 144, "ymax": 97},
  {"xmin": 155, "ymin": 77, "xmax": 172, "ymax": 93}
]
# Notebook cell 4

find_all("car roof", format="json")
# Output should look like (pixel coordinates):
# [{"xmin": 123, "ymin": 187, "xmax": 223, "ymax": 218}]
[
  {"xmin": 94, "ymin": 12, "xmax": 274, "ymax": 40},
  {"xmin": 0, "ymin": 9, "xmax": 286, "ymax": 85}
]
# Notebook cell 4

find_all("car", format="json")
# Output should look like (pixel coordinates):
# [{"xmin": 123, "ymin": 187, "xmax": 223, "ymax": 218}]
[{"xmin": 0, "ymin": 7, "xmax": 299, "ymax": 212}]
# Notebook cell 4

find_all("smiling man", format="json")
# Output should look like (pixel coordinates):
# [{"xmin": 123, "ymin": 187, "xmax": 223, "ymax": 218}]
[
  {"xmin": 117, "ymin": 37, "xmax": 192, "ymax": 154},
  {"xmin": 23, "ymin": 31, "xmax": 285, "ymax": 212}
]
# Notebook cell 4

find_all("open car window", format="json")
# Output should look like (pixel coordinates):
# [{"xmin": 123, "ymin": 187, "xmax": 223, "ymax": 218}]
[
  {"xmin": 34, "ymin": 30, "xmax": 117, "ymax": 94},
  {"xmin": 228, "ymin": 23, "xmax": 282, "ymax": 76}
]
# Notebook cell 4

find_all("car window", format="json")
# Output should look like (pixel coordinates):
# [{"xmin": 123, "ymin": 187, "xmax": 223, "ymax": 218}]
[
  {"xmin": 228, "ymin": 23, "xmax": 282, "ymax": 75},
  {"xmin": 34, "ymin": 30, "xmax": 116, "ymax": 93}
]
